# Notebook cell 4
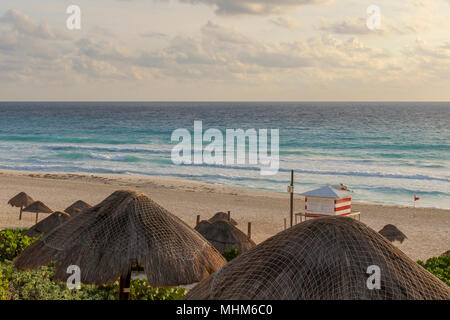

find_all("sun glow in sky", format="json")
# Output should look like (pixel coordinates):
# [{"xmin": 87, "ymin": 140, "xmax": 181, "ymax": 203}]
[{"xmin": 0, "ymin": 0, "xmax": 449, "ymax": 101}]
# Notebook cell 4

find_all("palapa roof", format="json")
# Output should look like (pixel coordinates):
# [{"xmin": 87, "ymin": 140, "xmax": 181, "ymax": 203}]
[
  {"xmin": 22, "ymin": 201, "xmax": 53, "ymax": 214},
  {"xmin": 208, "ymin": 212, "xmax": 238, "ymax": 226},
  {"xmin": 186, "ymin": 217, "xmax": 450, "ymax": 300},
  {"xmin": 15, "ymin": 190, "xmax": 226, "ymax": 286},
  {"xmin": 8, "ymin": 192, "xmax": 34, "ymax": 208},
  {"xmin": 24, "ymin": 211, "xmax": 72, "ymax": 238},
  {"xmin": 65, "ymin": 200, "xmax": 92, "ymax": 215},
  {"xmin": 378, "ymin": 224, "xmax": 407, "ymax": 243},
  {"xmin": 195, "ymin": 220, "xmax": 255, "ymax": 254},
  {"xmin": 300, "ymin": 185, "xmax": 352, "ymax": 199}
]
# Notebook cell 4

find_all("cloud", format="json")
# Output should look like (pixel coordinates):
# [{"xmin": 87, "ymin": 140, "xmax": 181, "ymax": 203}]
[
  {"xmin": 130, "ymin": 21, "xmax": 395, "ymax": 85},
  {"xmin": 0, "ymin": 9, "xmax": 67, "ymax": 40},
  {"xmin": 71, "ymin": 56, "xmax": 129, "ymax": 79},
  {"xmin": 269, "ymin": 16, "xmax": 301, "ymax": 30},
  {"xmin": 319, "ymin": 18, "xmax": 376, "ymax": 35},
  {"xmin": 76, "ymin": 38, "xmax": 135, "ymax": 61},
  {"xmin": 178, "ymin": 0, "xmax": 331, "ymax": 15},
  {"xmin": 2, "ymin": 6, "xmax": 450, "ymax": 100},
  {"xmin": 140, "ymin": 31, "xmax": 169, "ymax": 39},
  {"xmin": 0, "ymin": 31, "xmax": 17, "ymax": 50}
]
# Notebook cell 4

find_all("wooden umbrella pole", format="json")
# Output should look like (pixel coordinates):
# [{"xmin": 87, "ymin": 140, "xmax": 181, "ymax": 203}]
[
  {"xmin": 290, "ymin": 170, "xmax": 294, "ymax": 227},
  {"xmin": 19, "ymin": 207, "xmax": 22, "ymax": 220},
  {"xmin": 119, "ymin": 270, "xmax": 132, "ymax": 300},
  {"xmin": 35, "ymin": 212, "xmax": 39, "ymax": 224}
]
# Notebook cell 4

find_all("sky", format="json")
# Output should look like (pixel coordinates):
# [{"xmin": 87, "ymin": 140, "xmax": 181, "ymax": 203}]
[{"xmin": 0, "ymin": 0, "xmax": 449, "ymax": 101}]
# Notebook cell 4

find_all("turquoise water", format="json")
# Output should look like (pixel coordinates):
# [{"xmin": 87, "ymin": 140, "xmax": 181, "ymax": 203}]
[{"xmin": 0, "ymin": 102, "xmax": 449, "ymax": 209}]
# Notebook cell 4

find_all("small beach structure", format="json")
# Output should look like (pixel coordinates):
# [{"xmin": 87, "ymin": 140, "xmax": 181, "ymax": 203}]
[
  {"xmin": 379, "ymin": 224, "xmax": 407, "ymax": 244},
  {"xmin": 65, "ymin": 200, "xmax": 92, "ymax": 215},
  {"xmin": 24, "ymin": 211, "xmax": 72, "ymax": 238},
  {"xmin": 15, "ymin": 190, "xmax": 226, "ymax": 300},
  {"xmin": 186, "ymin": 217, "xmax": 450, "ymax": 300},
  {"xmin": 22, "ymin": 201, "xmax": 53, "ymax": 224},
  {"xmin": 296, "ymin": 185, "xmax": 360, "ymax": 223},
  {"xmin": 208, "ymin": 212, "xmax": 238, "ymax": 226},
  {"xmin": 195, "ymin": 220, "xmax": 255, "ymax": 254},
  {"xmin": 8, "ymin": 192, "xmax": 34, "ymax": 220}
]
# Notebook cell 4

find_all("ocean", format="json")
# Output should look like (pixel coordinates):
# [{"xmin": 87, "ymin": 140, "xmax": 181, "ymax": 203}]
[{"xmin": 0, "ymin": 102, "xmax": 449, "ymax": 209}]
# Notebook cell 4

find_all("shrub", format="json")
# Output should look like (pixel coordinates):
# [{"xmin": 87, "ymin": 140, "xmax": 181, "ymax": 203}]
[
  {"xmin": 223, "ymin": 247, "xmax": 239, "ymax": 262},
  {"xmin": 0, "ymin": 229, "xmax": 38, "ymax": 262},
  {"xmin": 0, "ymin": 261, "xmax": 186, "ymax": 300},
  {"xmin": 130, "ymin": 278, "xmax": 186, "ymax": 300},
  {"xmin": 417, "ymin": 253, "xmax": 450, "ymax": 286},
  {"xmin": 0, "ymin": 229, "xmax": 186, "ymax": 300},
  {"xmin": 0, "ymin": 263, "xmax": 9, "ymax": 300}
]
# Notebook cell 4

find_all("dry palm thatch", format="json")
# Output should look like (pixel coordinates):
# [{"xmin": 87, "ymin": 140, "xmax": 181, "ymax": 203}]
[
  {"xmin": 195, "ymin": 220, "xmax": 255, "ymax": 254},
  {"xmin": 208, "ymin": 212, "xmax": 238, "ymax": 226},
  {"xmin": 8, "ymin": 192, "xmax": 34, "ymax": 220},
  {"xmin": 378, "ymin": 224, "xmax": 407, "ymax": 243},
  {"xmin": 65, "ymin": 200, "xmax": 91, "ymax": 215},
  {"xmin": 15, "ymin": 190, "xmax": 226, "ymax": 289},
  {"xmin": 22, "ymin": 201, "xmax": 53, "ymax": 224},
  {"xmin": 186, "ymin": 217, "xmax": 450, "ymax": 300},
  {"xmin": 24, "ymin": 211, "xmax": 72, "ymax": 238}
]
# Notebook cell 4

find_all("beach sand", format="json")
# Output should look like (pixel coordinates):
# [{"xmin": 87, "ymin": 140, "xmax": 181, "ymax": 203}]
[{"xmin": 0, "ymin": 169, "xmax": 448, "ymax": 261}]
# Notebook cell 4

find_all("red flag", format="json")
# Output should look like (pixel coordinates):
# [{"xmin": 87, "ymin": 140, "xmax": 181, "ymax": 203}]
[{"xmin": 414, "ymin": 195, "xmax": 420, "ymax": 201}]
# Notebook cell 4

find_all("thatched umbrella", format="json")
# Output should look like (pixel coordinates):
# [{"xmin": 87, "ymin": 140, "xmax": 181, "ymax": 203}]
[
  {"xmin": 195, "ymin": 220, "xmax": 255, "ymax": 254},
  {"xmin": 186, "ymin": 217, "xmax": 450, "ymax": 300},
  {"xmin": 209, "ymin": 212, "xmax": 238, "ymax": 226},
  {"xmin": 378, "ymin": 224, "xmax": 407, "ymax": 243},
  {"xmin": 15, "ymin": 190, "xmax": 226, "ymax": 300},
  {"xmin": 65, "ymin": 200, "xmax": 91, "ymax": 215},
  {"xmin": 24, "ymin": 211, "xmax": 72, "ymax": 238},
  {"xmin": 8, "ymin": 192, "xmax": 34, "ymax": 220},
  {"xmin": 22, "ymin": 201, "xmax": 53, "ymax": 224}
]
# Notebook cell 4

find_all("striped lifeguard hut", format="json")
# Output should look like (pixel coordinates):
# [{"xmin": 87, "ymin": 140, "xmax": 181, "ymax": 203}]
[{"xmin": 295, "ymin": 184, "xmax": 360, "ymax": 223}]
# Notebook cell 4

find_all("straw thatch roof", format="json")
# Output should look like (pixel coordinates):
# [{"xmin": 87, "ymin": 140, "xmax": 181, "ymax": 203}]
[
  {"xmin": 208, "ymin": 212, "xmax": 238, "ymax": 226},
  {"xmin": 186, "ymin": 217, "xmax": 450, "ymax": 300},
  {"xmin": 65, "ymin": 200, "xmax": 92, "ymax": 215},
  {"xmin": 22, "ymin": 201, "xmax": 53, "ymax": 214},
  {"xmin": 24, "ymin": 211, "xmax": 72, "ymax": 238},
  {"xmin": 15, "ymin": 190, "xmax": 226, "ymax": 286},
  {"xmin": 8, "ymin": 192, "xmax": 34, "ymax": 208},
  {"xmin": 378, "ymin": 224, "xmax": 407, "ymax": 243},
  {"xmin": 195, "ymin": 220, "xmax": 255, "ymax": 254}
]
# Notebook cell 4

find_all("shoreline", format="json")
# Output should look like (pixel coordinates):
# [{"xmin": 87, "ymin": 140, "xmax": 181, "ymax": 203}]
[
  {"xmin": 0, "ymin": 168, "xmax": 449, "ymax": 261},
  {"xmin": 0, "ymin": 168, "xmax": 445, "ymax": 210}
]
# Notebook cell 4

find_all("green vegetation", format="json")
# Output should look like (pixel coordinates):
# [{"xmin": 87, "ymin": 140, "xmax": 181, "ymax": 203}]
[
  {"xmin": 0, "ymin": 229, "xmax": 38, "ymax": 262},
  {"xmin": 0, "ymin": 228, "xmax": 185, "ymax": 300},
  {"xmin": 417, "ymin": 253, "xmax": 450, "ymax": 286},
  {"xmin": 0, "ymin": 263, "xmax": 9, "ymax": 300},
  {"xmin": 131, "ymin": 278, "xmax": 185, "ymax": 300},
  {"xmin": 223, "ymin": 247, "xmax": 239, "ymax": 262},
  {"xmin": 0, "ymin": 260, "xmax": 185, "ymax": 300}
]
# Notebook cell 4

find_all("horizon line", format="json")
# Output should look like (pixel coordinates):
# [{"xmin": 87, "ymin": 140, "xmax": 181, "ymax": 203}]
[{"xmin": 1, "ymin": 100, "xmax": 449, "ymax": 103}]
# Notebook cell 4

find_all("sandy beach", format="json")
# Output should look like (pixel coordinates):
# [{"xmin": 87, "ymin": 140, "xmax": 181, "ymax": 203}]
[{"xmin": 0, "ymin": 169, "xmax": 448, "ymax": 262}]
